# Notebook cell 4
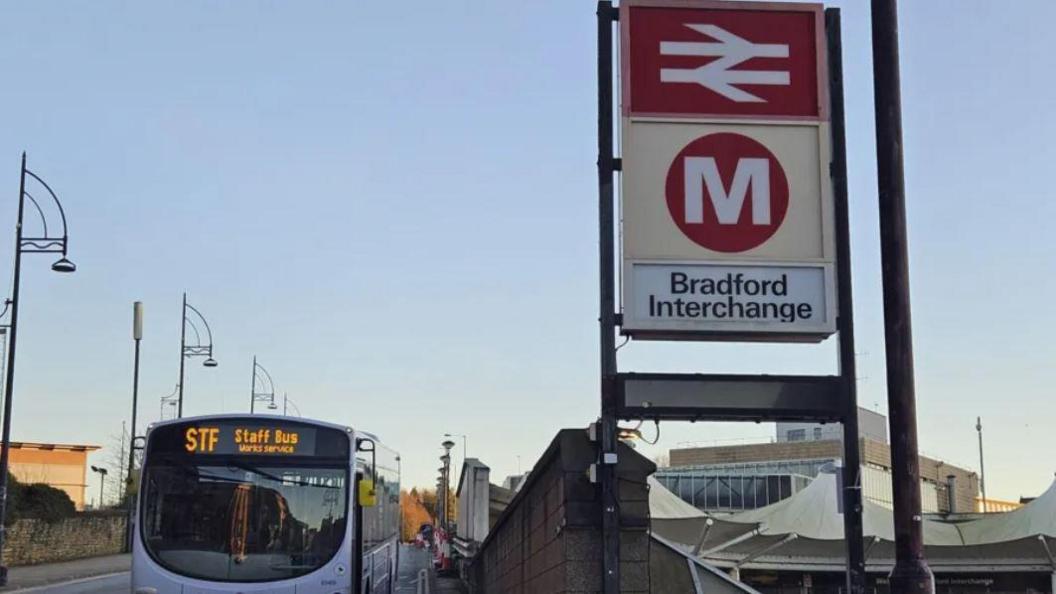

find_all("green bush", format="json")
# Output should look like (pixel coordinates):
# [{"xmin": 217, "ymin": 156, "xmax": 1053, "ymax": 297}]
[
  {"xmin": 17, "ymin": 483, "xmax": 76, "ymax": 522},
  {"xmin": 3, "ymin": 473, "xmax": 21, "ymax": 525},
  {"xmin": 3, "ymin": 472, "xmax": 76, "ymax": 524}
]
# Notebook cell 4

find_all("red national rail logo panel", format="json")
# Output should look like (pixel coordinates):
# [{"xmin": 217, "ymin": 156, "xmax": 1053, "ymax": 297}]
[{"xmin": 622, "ymin": 1, "xmax": 825, "ymax": 119}]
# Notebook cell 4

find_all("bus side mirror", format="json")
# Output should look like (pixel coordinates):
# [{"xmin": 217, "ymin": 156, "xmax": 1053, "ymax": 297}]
[{"xmin": 359, "ymin": 479, "xmax": 377, "ymax": 507}]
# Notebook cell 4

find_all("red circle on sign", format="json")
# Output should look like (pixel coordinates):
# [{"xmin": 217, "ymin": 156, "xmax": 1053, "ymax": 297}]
[{"xmin": 665, "ymin": 133, "xmax": 789, "ymax": 253}]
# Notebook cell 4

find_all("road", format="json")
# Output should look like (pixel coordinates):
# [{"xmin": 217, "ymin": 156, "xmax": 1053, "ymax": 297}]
[{"xmin": 16, "ymin": 545, "xmax": 433, "ymax": 594}]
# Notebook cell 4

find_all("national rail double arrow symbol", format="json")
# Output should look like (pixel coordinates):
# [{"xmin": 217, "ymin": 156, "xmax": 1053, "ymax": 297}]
[{"xmin": 659, "ymin": 24, "xmax": 790, "ymax": 103}]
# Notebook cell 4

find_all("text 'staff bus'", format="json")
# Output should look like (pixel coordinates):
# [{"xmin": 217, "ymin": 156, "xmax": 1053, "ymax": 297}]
[{"xmin": 132, "ymin": 415, "xmax": 400, "ymax": 594}]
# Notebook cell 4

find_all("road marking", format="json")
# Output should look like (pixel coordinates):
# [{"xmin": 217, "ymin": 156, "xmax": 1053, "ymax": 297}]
[{"xmin": 7, "ymin": 571, "xmax": 128, "ymax": 593}]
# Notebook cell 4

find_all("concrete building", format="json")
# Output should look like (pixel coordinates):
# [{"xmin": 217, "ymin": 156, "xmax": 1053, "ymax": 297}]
[
  {"xmin": 660, "ymin": 409, "xmax": 978, "ymax": 514},
  {"xmin": 500, "ymin": 473, "xmax": 526, "ymax": 492},
  {"xmin": 776, "ymin": 406, "xmax": 887, "ymax": 444},
  {"xmin": 3, "ymin": 442, "xmax": 101, "ymax": 510},
  {"xmin": 456, "ymin": 458, "xmax": 515, "ymax": 546}
]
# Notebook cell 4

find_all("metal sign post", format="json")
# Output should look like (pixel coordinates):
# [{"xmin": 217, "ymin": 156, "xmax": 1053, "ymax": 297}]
[
  {"xmin": 827, "ymin": 8, "xmax": 867, "ymax": 591},
  {"xmin": 597, "ymin": 3, "xmax": 621, "ymax": 592}
]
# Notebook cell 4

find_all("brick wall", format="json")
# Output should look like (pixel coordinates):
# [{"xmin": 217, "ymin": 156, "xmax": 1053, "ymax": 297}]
[
  {"xmin": 3, "ymin": 512, "xmax": 126, "ymax": 566},
  {"xmin": 670, "ymin": 439, "xmax": 842, "ymax": 467},
  {"xmin": 468, "ymin": 429, "xmax": 655, "ymax": 594}
]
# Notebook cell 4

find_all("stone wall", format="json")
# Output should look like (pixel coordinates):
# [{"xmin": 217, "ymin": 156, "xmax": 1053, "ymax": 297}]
[
  {"xmin": 466, "ymin": 429, "xmax": 655, "ymax": 594},
  {"xmin": 3, "ymin": 512, "xmax": 126, "ymax": 566}
]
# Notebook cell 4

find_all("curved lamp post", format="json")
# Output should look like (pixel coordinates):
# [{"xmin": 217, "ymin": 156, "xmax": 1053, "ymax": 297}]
[
  {"xmin": 159, "ymin": 384, "xmax": 179, "ymax": 421},
  {"xmin": 282, "ymin": 392, "xmax": 301, "ymax": 417},
  {"xmin": 250, "ymin": 356, "xmax": 277, "ymax": 413},
  {"xmin": 0, "ymin": 154, "xmax": 76, "ymax": 584},
  {"xmin": 178, "ymin": 293, "xmax": 218, "ymax": 418}
]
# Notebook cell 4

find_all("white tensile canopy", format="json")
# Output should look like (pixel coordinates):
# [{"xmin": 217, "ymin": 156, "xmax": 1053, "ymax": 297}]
[
  {"xmin": 649, "ymin": 468, "xmax": 1056, "ymax": 573},
  {"xmin": 956, "ymin": 479, "xmax": 1056, "ymax": 545},
  {"xmin": 649, "ymin": 475, "xmax": 708, "ymax": 520}
]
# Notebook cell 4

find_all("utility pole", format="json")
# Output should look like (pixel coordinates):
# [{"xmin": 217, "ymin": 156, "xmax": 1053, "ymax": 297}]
[
  {"xmin": 976, "ymin": 417, "xmax": 987, "ymax": 512},
  {"xmin": 871, "ymin": 0, "xmax": 934, "ymax": 591}
]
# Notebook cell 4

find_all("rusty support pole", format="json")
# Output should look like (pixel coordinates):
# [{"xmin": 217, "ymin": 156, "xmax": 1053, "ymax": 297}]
[{"xmin": 870, "ymin": 0, "xmax": 934, "ymax": 591}]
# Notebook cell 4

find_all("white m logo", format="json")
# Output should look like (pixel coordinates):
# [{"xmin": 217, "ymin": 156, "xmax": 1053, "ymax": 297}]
[{"xmin": 683, "ymin": 157, "xmax": 771, "ymax": 225}]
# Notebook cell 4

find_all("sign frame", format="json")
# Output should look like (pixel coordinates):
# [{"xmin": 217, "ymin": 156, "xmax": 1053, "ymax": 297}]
[{"xmin": 618, "ymin": 0, "xmax": 837, "ymax": 342}]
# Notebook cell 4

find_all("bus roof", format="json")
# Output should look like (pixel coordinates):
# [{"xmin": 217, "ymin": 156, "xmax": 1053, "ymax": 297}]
[
  {"xmin": 147, "ymin": 413, "xmax": 353, "ymax": 436},
  {"xmin": 145, "ymin": 413, "xmax": 397, "ymax": 457}
]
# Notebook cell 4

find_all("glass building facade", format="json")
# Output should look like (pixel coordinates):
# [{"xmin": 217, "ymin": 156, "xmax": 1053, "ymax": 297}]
[
  {"xmin": 656, "ymin": 458, "xmax": 941, "ymax": 514},
  {"xmin": 655, "ymin": 460, "xmax": 824, "ymax": 513}
]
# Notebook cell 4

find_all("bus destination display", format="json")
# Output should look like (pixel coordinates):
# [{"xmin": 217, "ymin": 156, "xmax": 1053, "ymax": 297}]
[{"xmin": 183, "ymin": 424, "xmax": 317, "ymax": 456}]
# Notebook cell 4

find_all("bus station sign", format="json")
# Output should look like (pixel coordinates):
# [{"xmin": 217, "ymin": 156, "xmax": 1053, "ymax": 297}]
[{"xmin": 619, "ymin": 0, "xmax": 836, "ymax": 341}]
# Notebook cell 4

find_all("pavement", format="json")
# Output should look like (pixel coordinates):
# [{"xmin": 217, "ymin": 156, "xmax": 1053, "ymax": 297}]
[
  {"xmin": 2, "ymin": 547, "xmax": 464, "ymax": 594},
  {"xmin": 395, "ymin": 544, "xmax": 432, "ymax": 593},
  {"xmin": 395, "ymin": 544, "xmax": 464, "ymax": 594},
  {"xmin": 0, "ymin": 555, "xmax": 130, "ymax": 593}
]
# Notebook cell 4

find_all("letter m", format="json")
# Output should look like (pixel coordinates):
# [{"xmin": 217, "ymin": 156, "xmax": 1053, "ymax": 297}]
[{"xmin": 683, "ymin": 157, "xmax": 770, "ymax": 225}]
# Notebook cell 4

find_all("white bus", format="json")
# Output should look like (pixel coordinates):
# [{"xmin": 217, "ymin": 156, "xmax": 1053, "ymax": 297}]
[{"xmin": 133, "ymin": 415, "xmax": 400, "ymax": 594}]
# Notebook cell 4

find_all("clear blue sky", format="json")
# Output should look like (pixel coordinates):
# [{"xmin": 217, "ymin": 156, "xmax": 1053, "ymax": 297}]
[{"xmin": 1, "ymin": 1, "xmax": 1053, "ymax": 505}]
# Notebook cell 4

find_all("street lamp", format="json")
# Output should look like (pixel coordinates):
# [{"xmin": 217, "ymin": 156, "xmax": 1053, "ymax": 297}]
[
  {"xmin": 0, "ymin": 154, "xmax": 76, "ymax": 585},
  {"xmin": 250, "ymin": 356, "xmax": 277, "ymax": 413},
  {"xmin": 178, "ymin": 293, "xmax": 218, "ymax": 417},
  {"xmin": 444, "ymin": 433, "xmax": 468, "ymax": 461},
  {"xmin": 444, "ymin": 433, "xmax": 468, "ymax": 493},
  {"xmin": 90, "ymin": 466, "xmax": 108, "ymax": 509},
  {"xmin": 159, "ymin": 384, "xmax": 179, "ymax": 421}
]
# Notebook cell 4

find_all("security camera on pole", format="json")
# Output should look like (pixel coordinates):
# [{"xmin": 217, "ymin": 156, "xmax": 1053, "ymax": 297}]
[{"xmin": 125, "ymin": 301, "xmax": 143, "ymax": 551}]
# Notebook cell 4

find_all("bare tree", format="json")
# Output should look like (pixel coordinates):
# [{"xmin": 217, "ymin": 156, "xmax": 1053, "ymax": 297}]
[{"xmin": 100, "ymin": 423, "xmax": 131, "ymax": 507}]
